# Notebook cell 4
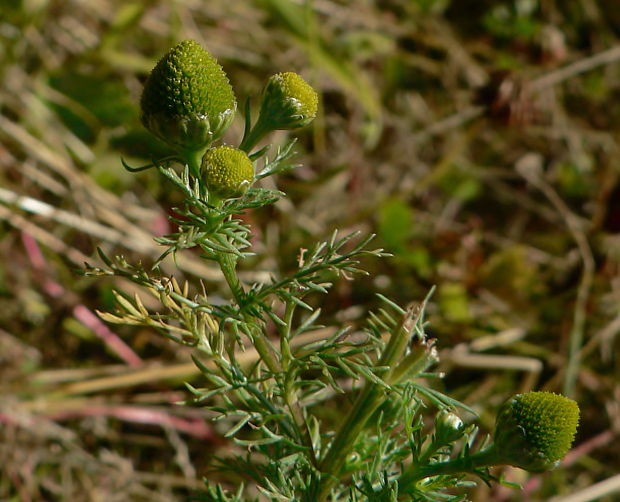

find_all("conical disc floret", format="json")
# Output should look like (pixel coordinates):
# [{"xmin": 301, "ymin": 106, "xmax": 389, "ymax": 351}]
[
  {"xmin": 140, "ymin": 40, "xmax": 236, "ymax": 153},
  {"xmin": 202, "ymin": 145, "xmax": 254, "ymax": 199},
  {"xmin": 259, "ymin": 72, "xmax": 318, "ymax": 130},
  {"xmin": 492, "ymin": 391, "xmax": 579, "ymax": 472}
]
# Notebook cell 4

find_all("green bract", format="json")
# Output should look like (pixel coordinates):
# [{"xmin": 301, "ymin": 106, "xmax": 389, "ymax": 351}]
[
  {"xmin": 492, "ymin": 391, "xmax": 580, "ymax": 472},
  {"xmin": 259, "ymin": 72, "xmax": 318, "ymax": 130},
  {"xmin": 202, "ymin": 145, "xmax": 254, "ymax": 199},
  {"xmin": 140, "ymin": 40, "xmax": 236, "ymax": 153}
]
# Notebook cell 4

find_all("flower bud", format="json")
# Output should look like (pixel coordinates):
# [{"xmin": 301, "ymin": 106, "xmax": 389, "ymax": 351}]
[
  {"xmin": 492, "ymin": 392, "xmax": 579, "ymax": 472},
  {"xmin": 202, "ymin": 146, "xmax": 254, "ymax": 199},
  {"xmin": 140, "ymin": 40, "xmax": 236, "ymax": 153},
  {"xmin": 435, "ymin": 410, "xmax": 465, "ymax": 444},
  {"xmin": 258, "ymin": 72, "xmax": 318, "ymax": 130}
]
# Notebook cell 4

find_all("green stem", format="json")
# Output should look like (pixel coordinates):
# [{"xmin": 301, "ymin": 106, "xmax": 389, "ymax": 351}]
[
  {"xmin": 316, "ymin": 307, "xmax": 420, "ymax": 500},
  {"xmin": 317, "ymin": 384, "xmax": 383, "ymax": 500},
  {"xmin": 217, "ymin": 251, "xmax": 282, "ymax": 374},
  {"xmin": 239, "ymin": 116, "xmax": 272, "ymax": 153},
  {"xmin": 217, "ymin": 252, "xmax": 318, "ymax": 464},
  {"xmin": 218, "ymin": 252, "xmax": 245, "ymax": 303},
  {"xmin": 278, "ymin": 301, "xmax": 319, "ymax": 466},
  {"xmin": 279, "ymin": 301, "xmax": 296, "ymax": 370},
  {"xmin": 398, "ymin": 445, "xmax": 503, "ymax": 491},
  {"xmin": 214, "ymin": 354, "xmax": 298, "ymax": 441},
  {"xmin": 417, "ymin": 437, "xmax": 444, "ymax": 467},
  {"xmin": 184, "ymin": 148, "xmax": 205, "ymax": 178},
  {"xmin": 284, "ymin": 381, "xmax": 318, "ymax": 466}
]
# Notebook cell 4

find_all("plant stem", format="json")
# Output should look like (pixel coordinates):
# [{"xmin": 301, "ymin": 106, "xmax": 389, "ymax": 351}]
[
  {"xmin": 316, "ymin": 306, "xmax": 420, "ymax": 500},
  {"xmin": 277, "ymin": 300, "xmax": 318, "ymax": 466},
  {"xmin": 213, "ymin": 353, "xmax": 299, "ymax": 442},
  {"xmin": 398, "ymin": 445, "xmax": 503, "ymax": 491},
  {"xmin": 217, "ymin": 250, "xmax": 318, "ymax": 465},
  {"xmin": 317, "ymin": 382, "xmax": 383, "ymax": 500},
  {"xmin": 184, "ymin": 148, "xmax": 205, "ymax": 179},
  {"xmin": 217, "ymin": 251, "xmax": 282, "ymax": 374},
  {"xmin": 218, "ymin": 252, "xmax": 246, "ymax": 303},
  {"xmin": 239, "ymin": 116, "xmax": 272, "ymax": 153}
]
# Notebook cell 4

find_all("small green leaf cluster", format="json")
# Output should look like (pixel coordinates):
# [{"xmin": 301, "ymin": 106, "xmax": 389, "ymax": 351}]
[{"xmin": 85, "ymin": 40, "xmax": 580, "ymax": 501}]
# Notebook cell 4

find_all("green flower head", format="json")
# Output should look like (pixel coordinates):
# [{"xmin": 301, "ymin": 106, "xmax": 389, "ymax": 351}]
[
  {"xmin": 140, "ymin": 40, "xmax": 236, "ymax": 153},
  {"xmin": 258, "ymin": 72, "xmax": 318, "ymax": 130},
  {"xmin": 202, "ymin": 146, "xmax": 254, "ymax": 199},
  {"xmin": 492, "ymin": 392, "xmax": 579, "ymax": 472}
]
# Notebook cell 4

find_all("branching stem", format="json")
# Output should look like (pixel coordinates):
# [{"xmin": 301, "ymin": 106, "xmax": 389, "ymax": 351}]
[
  {"xmin": 316, "ymin": 306, "xmax": 420, "ymax": 500},
  {"xmin": 239, "ymin": 116, "xmax": 272, "ymax": 153},
  {"xmin": 217, "ymin": 251, "xmax": 282, "ymax": 374},
  {"xmin": 184, "ymin": 148, "xmax": 205, "ymax": 179},
  {"xmin": 398, "ymin": 445, "xmax": 502, "ymax": 490},
  {"xmin": 218, "ymin": 251, "xmax": 318, "ymax": 465}
]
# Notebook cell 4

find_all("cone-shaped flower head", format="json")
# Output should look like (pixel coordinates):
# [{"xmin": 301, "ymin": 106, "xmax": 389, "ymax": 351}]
[
  {"xmin": 140, "ymin": 40, "xmax": 236, "ymax": 153},
  {"xmin": 258, "ymin": 72, "xmax": 318, "ymax": 130},
  {"xmin": 492, "ymin": 392, "xmax": 579, "ymax": 472},
  {"xmin": 202, "ymin": 146, "xmax": 254, "ymax": 199}
]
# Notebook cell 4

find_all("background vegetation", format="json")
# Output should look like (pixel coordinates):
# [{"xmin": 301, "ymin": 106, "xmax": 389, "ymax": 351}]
[{"xmin": 1, "ymin": 0, "xmax": 619, "ymax": 500}]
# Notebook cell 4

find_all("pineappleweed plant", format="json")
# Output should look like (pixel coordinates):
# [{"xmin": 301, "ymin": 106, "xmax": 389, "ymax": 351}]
[{"xmin": 85, "ymin": 40, "xmax": 580, "ymax": 502}]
